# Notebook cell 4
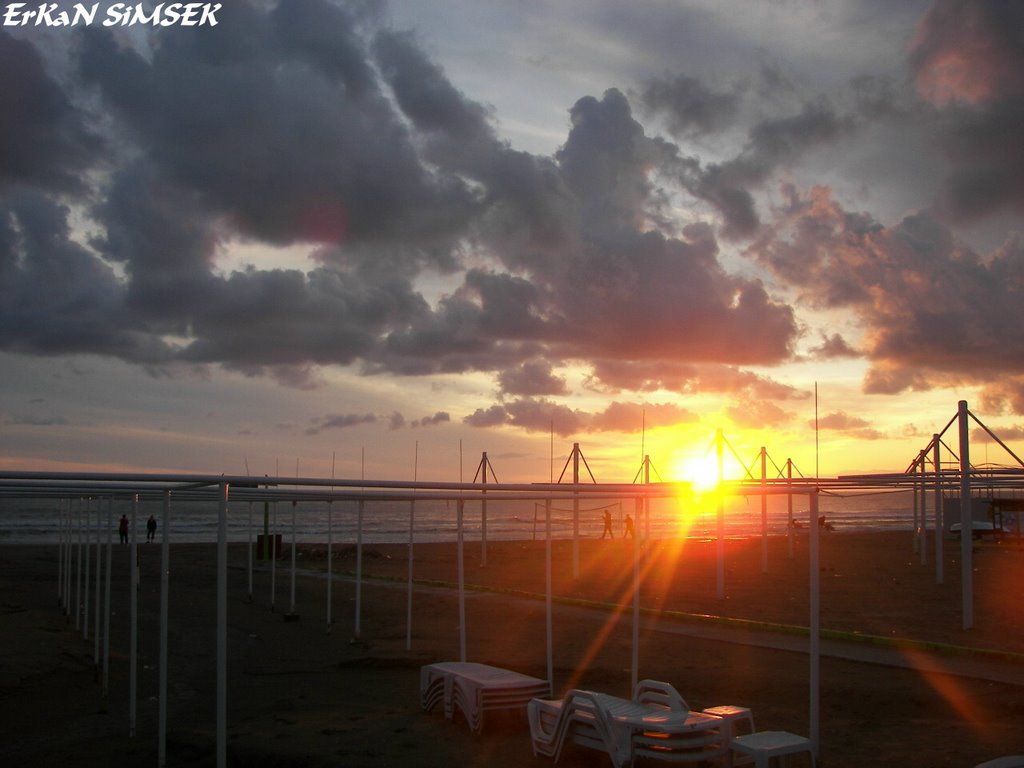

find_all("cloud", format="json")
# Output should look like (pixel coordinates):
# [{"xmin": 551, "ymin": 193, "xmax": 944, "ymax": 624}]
[
  {"xmin": 909, "ymin": 0, "xmax": 1024, "ymax": 222},
  {"xmin": 638, "ymin": 73, "xmax": 740, "ymax": 138},
  {"xmin": 306, "ymin": 412, "xmax": 378, "ymax": 434},
  {"xmin": 498, "ymin": 360, "xmax": 568, "ymax": 397},
  {"xmin": 813, "ymin": 410, "xmax": 885, "ymax": 440},
  {"xmin": 464, "ymin": 398, "xmax": 695, "ymax": 437}
]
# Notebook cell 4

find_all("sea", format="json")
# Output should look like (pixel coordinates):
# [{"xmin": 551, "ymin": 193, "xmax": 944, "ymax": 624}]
[{"xmin": 0, "ymin": 487, "xmax": 951, "ymax": 545}]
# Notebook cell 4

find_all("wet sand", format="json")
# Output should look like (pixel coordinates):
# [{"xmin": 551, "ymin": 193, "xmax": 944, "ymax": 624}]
[{"xmin": 2, "ymin": 532, "xmax": 1023, "ymax": 766}]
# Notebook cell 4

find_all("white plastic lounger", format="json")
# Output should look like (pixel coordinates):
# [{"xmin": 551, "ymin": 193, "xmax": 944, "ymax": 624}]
[
  {"xmin": 975, "ymin": 758, "xmax": 1024, "ymax": 768},
  {"xmin": 420, "ymin": 661, "xmax": 550, "ymax": 733}
]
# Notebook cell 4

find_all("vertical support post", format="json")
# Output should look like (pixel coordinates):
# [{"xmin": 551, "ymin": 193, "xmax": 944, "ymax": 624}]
[
  {"xmin": 786, "ymin": 460, "xmax": 794, "ymax": 559},
  {"xmin": 355, "ymin": 500, "xmax": 364, "ymax": 639},
  {"xmin": 93, "ymin": 501, "xmax": 102, "ymax": 666},
  {"xmin": 270, "ymin": 498, "xmax": 277, "ymax": 611},
  {"xmin": 289, "ymin": 501, "xmax": 297, "ymax": 616},
  {"xmin": 958, "ymin": 401, "xmax": 973, "ymax": 630},
  {"xmin": 457, "ymin": 498, "xmax": 466, "ymax": 662},
  {"xmin": 406, "ymin": 498, "xmax": 414, "ymax": 651},
  {"xmin": 918, "ymin": 453, "xmax": 928, "ymax": 566},
  {"xmin": 933, "ymin": 435, "xmax": 943, "ymax": 585},
  {"xmin": 480, "ymin": 451, "xmax": 488, "ymax": 567},
  {"xmin": 158, "ymin": 490, "xmax": 171, "ymax": 768},
  {"xmin": 246, "ymin": 502, "xmax": 253, "ymax": 602},
  {"xmin": 75, "ymin": 501, "xmax": 82, "ymax": 630},
  {"xmin": 809, "ymin": 490, "xmax": 820, "ymax": 759},
  {"xmin": 631, "ymin": 497, "xmax": 641, "ymax": 694},
  {"xmin": 327, "ymin": 501, "xmax": 333, "ymax": 632},
  {"xmin": 65, "ymin": 501, "xmax": 73, "ymax": 619},
  {"xmin": 216, "ymin": 482, "xmax": 228, "ymax": 768},
  {"xmin": 103, "ymin": 497, "xmax": 113, "ymax": 696},
  {"xmin": 545, "ymin": 498, "xmax": 553, "ymax": 691},
  {"xmin": 760, "ymin": 447, "xmax": 768, "ymax": 574},
  {"xmin": 716, "ymin": 429, "xmax": 725, "ymax": 600},
  {"xmin": 572, "ymin": 443, "xmax": 580, "ymax": 580},
  {"xmin": 129, "ymin": 494, "xmax": 138, "ymax": 738},
  {"xmin": 83, "ymin": 497, "xmax": 91, "ymax": 640},
  {"xmin": 57, "ymin": 500, "xmax": 65, "ymax": 606}
]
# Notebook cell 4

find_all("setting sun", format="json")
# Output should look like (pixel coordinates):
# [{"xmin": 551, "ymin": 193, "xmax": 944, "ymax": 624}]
[{"xmin": 669, "ymin": 450, "xmax": 724, "ymax": 493}]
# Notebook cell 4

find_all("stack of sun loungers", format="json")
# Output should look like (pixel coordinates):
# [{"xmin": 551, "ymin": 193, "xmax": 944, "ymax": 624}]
[
  {"xmin": 420, "ymin": 661, "xmax": 551, "ymax": 733},
  {"xmin": 528, "ymin": 680, "xmax": 736, "ymax": 767}
]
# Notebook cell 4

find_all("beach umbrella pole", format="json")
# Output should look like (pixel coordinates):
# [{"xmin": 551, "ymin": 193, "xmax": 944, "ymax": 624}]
[
  {"xmin": 216, "ymin": 483, "xmax": 228, "ymax": 768},
  {"xmin": 327, "ymin": 501, "xmax": 333, "ymax": 632},
  {"xmin": 809, "ymin": 490, "xmax": 820, "ymax": 758},
  {"xmin": 457, "ymin": 499, "xmax": 466, "ymax": 662},
  {"xmin": 129, "ymin": 494, "xmax": 138, "ymax": 737},
  {"xmin": 158, "ymin": 490, "xmax": 171, "ymax": 768},
  {"xmin": 406, "ymin": 499, "xmax": 414, "ymax": 651},
  {"xmin": 93, "ymin": 502, "xmax": 102, "ymax": 666},
  {"xmin": 83, "ymin": 499, "xmax": 91, "ymax": 640},
  {"xmin": 103, "ymin": 498, "xmax": 113, "ymax": 695},
  {"xmin": 354, "ymin": 500, "xmax": 363, "ymax": 639},
  {"xmin": 958, "ymin": 401, "xmax": 973, "ymax": 629},
  {"xmin": 246, "ymin": 502, "xmax": 253, "ymax": 601},
  {"xmin": 545, "ymin": 498, "xmax": 553, "ymax": 690},
  {"xmin": 76, "ymin": 503, "xmax": 82, "ymax": 630},
  {"xmin": 631, "ymin": 497, "xmax": 640, "ymax": 693}
]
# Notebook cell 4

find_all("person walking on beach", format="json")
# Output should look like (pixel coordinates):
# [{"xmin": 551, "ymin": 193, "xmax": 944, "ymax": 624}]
[
  {"xmin": 623, "ymin": 513, "xmax": 635, "ymax": 539},
  {"xmin": 146, "ymin": 514, "xmax": 157, "ymax": 543},
  {"xmin": 601, "ymin": 509, "xmax": 614, "ymax": 539},
  {"xmin": 118, "ymin": 514, "xmax": 129, "ymax": 544}
]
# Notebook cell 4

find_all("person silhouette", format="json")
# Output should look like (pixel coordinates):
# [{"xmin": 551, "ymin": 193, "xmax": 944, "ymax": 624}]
[
  {"xmin": 601, "ymin": 509, "xmax": 614, "ymax": 539},
  {"xmin": 118, "ymin": 514, "xmax": 129, "ymax": 544},
  {"xmin": 623, "ymin": 514, "xmax": 635, "ymax": 539},
  {"xmin": 146, "ymin": 515, "xmax": 157, "ymax": 543}
]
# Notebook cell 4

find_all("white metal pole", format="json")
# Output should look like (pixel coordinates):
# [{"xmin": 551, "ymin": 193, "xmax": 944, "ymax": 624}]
[
  {"xmin": 83, "ymin": 498, "xmax": 91, "ymax": 640},
  {"xmin": 958, "ymin": 401, "xmax": 973, "ymax": 629},
  {"xmin": 103, "ymin": 498, "xmax": 113, "ymax": 696},
  {"xmin": 760, "ymin": 447, "xmax": 768, "ymax": 574},
  {"xmin": 75, "ymin": 502, "xmax": 82, "ymax": 630},
  {"xmin": 787, "ymin": 460, "xmax": 794, "ymax": 559},
  {"xmin": 355, "ymin": 500, "xmax": 363, "ymax": 639},
  {"xmin": 93, "ymin": 501, "xmax": 102, "ymax": 666},
  {"xmin": 216, "ymin": 483, "xmax": 228, "ymax": 768},
  {"xmin": 270, "ymin": 498, "xmax": 277, "ymax": 611},
  {"xmin": 289, "ymin": 501, "xmax": 297, "ymax": 616},
  {"xmin": 405, "ymin": 498, "xmax": 414, "ymax": 651},
  {"xmin": 129, "ymin": 494, "xmax": 138, "ymax": 737},
  {"xmin": 716, "ymin": 429, "xmax": 725, "ymax": 600},
  {"xmin": 545, "ymin": 497, "xmax": 553, "ymax": 691},
  {"xmin": 481, "ymin": 451, "xmax": 488, "ymax": 567},
  {"xmin": 457, "ymin": 498, "xmax": 466, "ymax": 662},
  {"xmin": 809, "ymin": 490, "xmax": 820, "ymax": 759},
  {"xmin": 327, "ymin": 500, "xmax": 333, "ymax": 632},
  {"xmin": 158, "ymin": 491, "xmax": 171, "ymax": 767},
  {"xmin": 933, "ymin": 435, "xmax": 943, "ymax": 585},
  {"xmin": 57, "ymin": 500, "xmax": 64, "ymax": 606},
  {"xmin": 246, "ymin": 501, "xmax": 253, "ymax": 602},
  {"xmin": 919, "ymin": 454, "xmax": 928, "ymax": 566},
  {"xmin": 66, "ymin": 501, "xmax": 73, "ymax": 619},
  {"xmin": 572, "ymin": 444, "xmax": 580, "ymax": 580},
  {"xmin": 631, "ymin": 497, "xmax": 640, "ymax": 694}
]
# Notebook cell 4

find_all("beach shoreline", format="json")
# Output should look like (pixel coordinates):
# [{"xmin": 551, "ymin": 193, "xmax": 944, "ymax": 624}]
[{"xmin": 2, "ymin": 532, "xmax": 1023, "ymax": 766}]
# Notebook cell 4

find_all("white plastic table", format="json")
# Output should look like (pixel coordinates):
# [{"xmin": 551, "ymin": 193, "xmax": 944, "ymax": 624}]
[{"xmin": 730, "ymin": 730, "xmax": 816, "ymax": 768}]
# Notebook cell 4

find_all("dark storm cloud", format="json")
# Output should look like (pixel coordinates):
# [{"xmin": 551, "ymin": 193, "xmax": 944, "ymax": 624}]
[
  {"xmin": 0, "ymin": 0, "xmax": 804, "ymax": 431},
  {"xmin": 0, "ymin": 29, "xmax": 99, "ymax": 192},
  {"xmin": 497, "ymin": 360, "xmax": 568, "ymax": 397},
  {"xmin": 639, "ymin": 74, "xmax": 740, "ymax": 138},
  {"xmin": 307, "ymin": 412, "xmax": 378, "ymax": 434},
  {"xmin": 910, "ymin": 0, "xmax": 1024, "ymax": 222},
  {"xmin": 751, "ymin": 183, "xmax": 1024, "ymax": 410},
  {"xmin": 675, "ymin": 99, "xmax": 850, "ymax": 238},
  {"xmin": 463, "ymin": 398, "xmax": 693, "ymax": 437}
]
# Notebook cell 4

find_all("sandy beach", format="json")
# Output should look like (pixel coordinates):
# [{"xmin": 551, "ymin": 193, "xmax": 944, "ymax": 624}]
[{"xmin": 2, "ymin": 531, "xmax": 1023, "ymax": 767}]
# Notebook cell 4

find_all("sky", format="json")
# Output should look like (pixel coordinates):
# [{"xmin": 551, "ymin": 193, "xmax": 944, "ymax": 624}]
[{"xmin": 2, "ymin": 0, "xmax": 1024, "ymax": 485}]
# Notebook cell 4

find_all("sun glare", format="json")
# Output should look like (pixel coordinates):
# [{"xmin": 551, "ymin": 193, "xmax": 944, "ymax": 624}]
[{"xmin": 669, "ymin": 451, "xmax": 723, "ymax": 494}]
